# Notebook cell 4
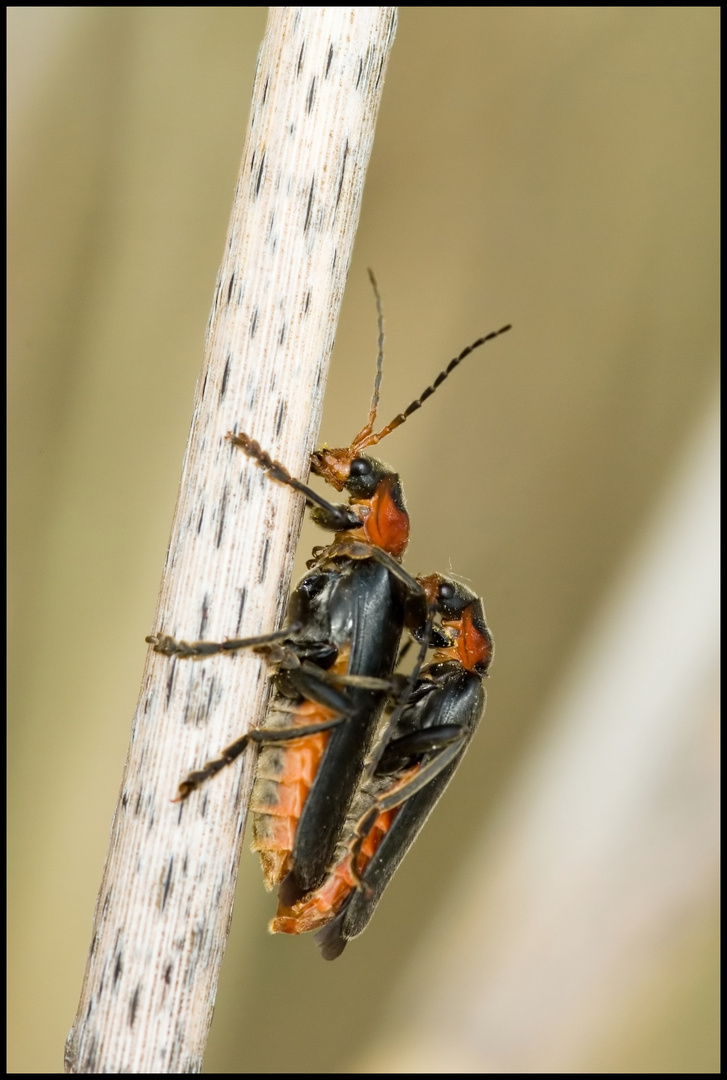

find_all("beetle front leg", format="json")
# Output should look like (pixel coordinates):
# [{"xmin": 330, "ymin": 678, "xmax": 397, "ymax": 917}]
[{"xmin": 228, "ymin": 431, "xmax": 361, "ymax": 532}]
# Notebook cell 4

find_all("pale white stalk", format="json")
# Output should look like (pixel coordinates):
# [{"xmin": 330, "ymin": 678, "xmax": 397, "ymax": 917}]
[{"xmin": 66, "ymin": 8, "xmax": 398, "ymax": 1073}]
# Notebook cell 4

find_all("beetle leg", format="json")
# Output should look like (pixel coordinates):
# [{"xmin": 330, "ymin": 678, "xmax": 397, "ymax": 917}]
[
  {"xmin": 174, "ymin": 715, "xmax": 347, "ymax": 802},
  {"xmin": 286, "ymin": 667, "xmax": 362, "ymax": 717},
  {"xmin": 228, "ymin": 431, "xmax": 360, "ymax": 532},
  {"xmin": 347, "ymin": 731, "xmax": 468, "ymax": 892},
  {"xmin": 146, "ymin": 625, "xmax": 301, "ymax": 659},
  {"xmin": 376, "ymin": 737, "xmax": 468, "ymax": 817},
  {"xmin": 319, "ymin": 670, "xmax": 405, "ymax": 692},
  {"xmin": 376, "ymin": 723, "xmax": 464, "ymax": 771}
]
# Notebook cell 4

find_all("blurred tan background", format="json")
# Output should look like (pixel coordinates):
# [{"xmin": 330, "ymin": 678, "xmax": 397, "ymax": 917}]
[{"xmin": 8, "ymin": 8, "xmax": 718, "ymax": 1073}]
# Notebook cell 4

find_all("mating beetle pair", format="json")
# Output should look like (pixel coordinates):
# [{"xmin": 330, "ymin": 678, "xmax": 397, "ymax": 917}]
[
  {"xmin": 273, "ymin": 572, "xmax": 493, "ymax": 960},
  {"xmin": 147, "ymin": 274, "xmax": 509, "ymax": 957}
]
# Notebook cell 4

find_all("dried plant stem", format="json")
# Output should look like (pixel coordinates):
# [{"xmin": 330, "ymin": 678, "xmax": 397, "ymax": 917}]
[{"xmin": 66, "ymin": 8, "xmax": 398, "ymax": 1073}]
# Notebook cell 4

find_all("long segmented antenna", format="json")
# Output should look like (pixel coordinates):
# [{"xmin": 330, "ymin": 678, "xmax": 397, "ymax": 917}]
[
  {"xmin": 310, "ymin": 279, "xmax": 511, "ymax": 492},
  {"xmin": 351, "ymin": 322, "xmax": 512, "ymax": 453},
  {"xmin": 354, "ymin": 269, "xmax": 386, "ymax": 447}
]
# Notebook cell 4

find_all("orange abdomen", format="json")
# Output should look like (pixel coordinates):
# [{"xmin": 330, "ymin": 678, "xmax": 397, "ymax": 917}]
[
  {"xmin": 270, "ymin": 807, "xmax": 397, "ymax": 935},
  {"xmin": 250, "ymin": 701, "xmax": 334, "ymax": 890}
]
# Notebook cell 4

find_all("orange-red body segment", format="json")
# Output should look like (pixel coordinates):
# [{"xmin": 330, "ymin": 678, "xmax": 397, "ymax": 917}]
[
  {"xmin": 442, "ymin": 604, "xmax": 492, "ymax": 672},
  {"xmin": 269, "ymin": 761, "xmax": 422, "ymax": 936},
  {"xmin": 251, "ymin": 701, "xmax": 335, "ymax": 890},
  {"xmin": 270, "ymin": 807, "xmax": 397, "ymax": 935},
  {"xmin": 354, "ymin": 475, "xmax": 410, "ymax": 559},
  {"xmin": 419, "ymin": 572, "xmax": 493, "ymax": 673}
]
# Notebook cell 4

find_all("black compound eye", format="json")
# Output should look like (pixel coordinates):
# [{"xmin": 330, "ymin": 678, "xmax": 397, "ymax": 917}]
[
  {"xmin": 345, "ymin": 455, "xmax": 391, "ymax": 500},
  {"xmin": 438, "ymin": 580, "xmax": 456, "ymax": 603},
  {"xmin": 349, "ymin": 457, "xmax": 373, "ymax": 478}
]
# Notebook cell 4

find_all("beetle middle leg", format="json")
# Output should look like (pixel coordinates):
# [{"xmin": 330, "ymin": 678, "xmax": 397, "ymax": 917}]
[
  {"xmin": 146, "ymin": 625, "xmax": 300, "ymax": 659},
  {"xmin": 173, "ymin": 713, "xmax": 348, "ymax": 802},
  {"xmin": 171, "ymin": 645, "xmax": 413, "ymax": 802}
]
